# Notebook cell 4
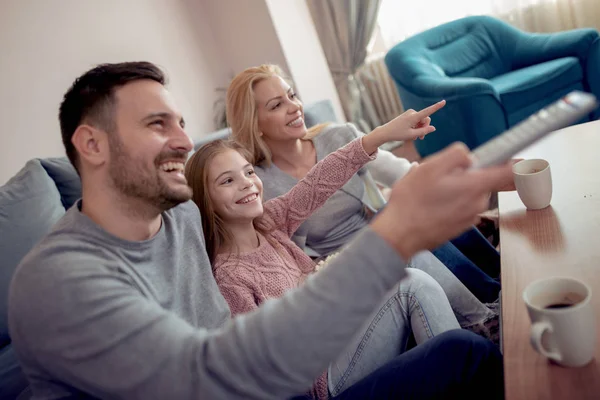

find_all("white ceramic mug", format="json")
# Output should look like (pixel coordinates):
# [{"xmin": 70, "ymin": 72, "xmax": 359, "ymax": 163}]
[
  {"xmin": 523, "ymin": 277, "xmax": 596, "ymax": 367},
  {"xmin": 513, "ymin": 159, "xmax": 552, "ymax": 210}
]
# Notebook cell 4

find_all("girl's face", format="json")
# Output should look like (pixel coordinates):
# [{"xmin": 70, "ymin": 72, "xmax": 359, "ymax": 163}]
[
  {"xmin": 253, "ymin": 75, "xmax": 307, "ymax": 142},
  {"xmin": 207, "ymin": 149, "xmax": 264, "ymax": 224}
]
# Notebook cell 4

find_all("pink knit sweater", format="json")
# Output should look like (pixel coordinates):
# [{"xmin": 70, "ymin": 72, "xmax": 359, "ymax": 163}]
[{"xmin": 213, "ymin": 138, "xmax": 375, "ymax": 400}]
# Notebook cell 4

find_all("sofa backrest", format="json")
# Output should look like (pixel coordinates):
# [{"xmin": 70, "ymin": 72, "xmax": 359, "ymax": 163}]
[
  {"xmin": 385, "ymin": 16, "xmax": 521, "ymax": 87},
  {"xmin": 0, "ymin": 159, "xmax": 71, "ymax": 399}
]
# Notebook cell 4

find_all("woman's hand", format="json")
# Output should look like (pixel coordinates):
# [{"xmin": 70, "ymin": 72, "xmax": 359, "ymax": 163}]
[{"xmin": 362, "ymin": 100, "xmax": 446, "ymax": 154}]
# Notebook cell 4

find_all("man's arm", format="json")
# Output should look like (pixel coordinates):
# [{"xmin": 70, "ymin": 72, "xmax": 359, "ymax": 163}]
[{"xmin": 9, "ymin": 229, "xmax": 407, "ymax": 400}]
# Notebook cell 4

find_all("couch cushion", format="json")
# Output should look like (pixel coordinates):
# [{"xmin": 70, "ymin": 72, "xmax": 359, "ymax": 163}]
[
  {"xmin": 39, "ymin": 157, "xmax": 81, "ymax": 209},
  {"xmin": 0, "ymin": 159, "xmax": 65, "ymax": 398},
  {"xmin": 491, "ymin": 57, "xmax": 583, "ymax": 116},
  {"xmin": 0, "ymin": 346, "xmax": 29, "ymax": 399},
  {"xmin": 193, "ymin": 127, "xmax": 232, "ymax": 151},
  {"xmin": 303, "ymin": 99, "xmax": 338, "ymax": 127}
]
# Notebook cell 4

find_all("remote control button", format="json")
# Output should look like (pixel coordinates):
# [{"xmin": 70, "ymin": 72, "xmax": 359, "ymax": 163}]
[
  {"xmin": 538, "ymin": 109, "xmax": 550, "ymax": 119},
  {"xmin": 557, "ymin": 101, "xmax": 574, "ymax": 111}
]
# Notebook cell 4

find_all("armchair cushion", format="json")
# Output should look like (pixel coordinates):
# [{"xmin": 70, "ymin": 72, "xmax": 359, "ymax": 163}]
[
  {"xmin": 512, "ymin": 29, "xmax": 600, "ymax": 69},
  {"xmin": 491, "ymin": 57, "xmax": 583, "ymax": 118}
]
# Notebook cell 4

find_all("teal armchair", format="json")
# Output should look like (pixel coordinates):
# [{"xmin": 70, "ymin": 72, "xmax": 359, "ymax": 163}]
[{"xmin": 385, "ymin": 15, "xmax": 600, "ymax": 157}]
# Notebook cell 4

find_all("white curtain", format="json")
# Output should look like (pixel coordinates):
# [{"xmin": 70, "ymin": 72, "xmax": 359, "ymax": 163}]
[
  {"xmin": 378, "ymin": 0, "xmax": 600, "ymax": 48},
  {"xmin": 306, "ymin": 0, "xmax": 383, "ymax": 132}
]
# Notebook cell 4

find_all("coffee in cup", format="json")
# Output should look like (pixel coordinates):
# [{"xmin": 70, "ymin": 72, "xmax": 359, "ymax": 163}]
[{"xmin": 523, "ymin": 277, "xmax": 595, "ymax": 367}]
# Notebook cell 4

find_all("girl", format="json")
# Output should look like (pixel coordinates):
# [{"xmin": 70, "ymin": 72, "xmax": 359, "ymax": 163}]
[
  {"xmin": 184, "ymin": 111, "xmax": 487, "ymax": 399},
  {"xmin": 226, "ymin": 64, "xmax": 502, "ymax": 304}
]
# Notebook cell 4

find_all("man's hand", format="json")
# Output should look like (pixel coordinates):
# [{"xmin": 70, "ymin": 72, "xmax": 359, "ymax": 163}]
[
  {"xmin": 370, "ymin": 143, "xmax": 514, "ymax": 259},
  {"xmin": 496, "ymin": 158, "xmax": 523, "ymax": 192}
]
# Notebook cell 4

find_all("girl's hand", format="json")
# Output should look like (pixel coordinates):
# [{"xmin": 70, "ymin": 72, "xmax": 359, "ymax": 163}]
[{"xmin": 362, "ymin": 100, "xmax": 445, "ymax": 154}]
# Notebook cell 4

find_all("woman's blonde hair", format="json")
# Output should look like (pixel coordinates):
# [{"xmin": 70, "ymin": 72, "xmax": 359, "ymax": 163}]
[
  {"xmin": 185, "ymin": 139, "xmax": 260, "ymax": 264},
  {"xmin": 226, "ymin": 64, "xmax": 329, "ymax": 166}
]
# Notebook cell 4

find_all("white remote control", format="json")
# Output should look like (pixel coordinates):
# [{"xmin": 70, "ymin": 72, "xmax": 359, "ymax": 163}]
[{"xmin": 470, "ymin": 91, "xmax": 598, "ymax": 169}]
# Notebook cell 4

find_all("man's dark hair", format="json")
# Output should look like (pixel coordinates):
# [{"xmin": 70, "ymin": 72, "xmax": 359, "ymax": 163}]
[{"xmin": 59, "ymin": 61, "xmax": 166, "ymax": 173}]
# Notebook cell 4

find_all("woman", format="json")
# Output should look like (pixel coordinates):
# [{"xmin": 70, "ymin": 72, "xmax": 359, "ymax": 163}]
[{"xmin": 226, "ymin": 64, "xmax": 501, "ymax": 303}]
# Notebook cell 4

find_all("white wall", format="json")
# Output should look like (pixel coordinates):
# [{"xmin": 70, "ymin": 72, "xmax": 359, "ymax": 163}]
[
  {"xmin": 203, "ymin": 0, "xmax": 344, "ymax": 122},
  {"xmin": 0, "ymin": 0, "xmax": 227, "ymax": 185},
  {"xmin": 203, "ymin": 0, "xmax": 289, "ymax": 79},
  {"xmin": 266, "ymin": 0, "xmax": 345, "ymax": 122}
]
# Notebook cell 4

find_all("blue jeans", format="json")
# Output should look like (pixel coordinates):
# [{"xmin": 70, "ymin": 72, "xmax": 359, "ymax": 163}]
[
  {"xmin": 327, "ymin": 269, "xmax": 460, "ymax": 396},
  {"xmin": 451, "ymin": 227, "xmax": 501, "ymax": 278},
  {"xmin": 373, "ymin": 205, "xmax": 500, "ymax": 303},
  {"xmin": 289, "ymin": 329, "xmax": 504, "ymax": 400},
  {"xmin": 432, "ymin": 228, "xmax": 501, "ymax": 303}
]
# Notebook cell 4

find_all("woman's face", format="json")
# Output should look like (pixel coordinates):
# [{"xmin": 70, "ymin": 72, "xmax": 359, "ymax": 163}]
[{"xmin": 253, "ymin": 75, "xmax": 307, "ymax": 142}]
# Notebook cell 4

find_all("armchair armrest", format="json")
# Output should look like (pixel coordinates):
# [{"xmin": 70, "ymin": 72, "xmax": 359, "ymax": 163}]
[
  {"xmin": 401, "ymin": 77, "xmax": 507, "ymax": 154},
  {"xmin": 512, "ymin": 29, "xmax": 600, "ymax": 69},
  {"xmin": 413, "ymin": 76, "xmax": 501, "ymax": 102}
]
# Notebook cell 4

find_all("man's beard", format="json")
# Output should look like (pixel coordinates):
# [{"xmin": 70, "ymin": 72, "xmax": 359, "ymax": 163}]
[{"xmin": 108, "ymin": 135, "xmax": 192, "ymax": 212}]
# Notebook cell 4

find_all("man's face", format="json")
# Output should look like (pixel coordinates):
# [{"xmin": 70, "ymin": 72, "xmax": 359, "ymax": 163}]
[{"xmin": 107, "ymin": 80, "xmax": 194, "ymax": 210}]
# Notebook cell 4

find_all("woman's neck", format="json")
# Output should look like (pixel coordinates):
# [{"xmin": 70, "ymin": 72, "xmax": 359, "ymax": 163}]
[
  {"xmin": 267, "ymin": 138, "xmax": 316, "ymax": 179},
  {"xmin": 223, "ymin": 220, "xmax": 260, "ymax": 254}
]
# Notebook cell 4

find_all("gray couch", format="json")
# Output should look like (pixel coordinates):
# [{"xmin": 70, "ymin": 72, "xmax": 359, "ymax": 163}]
[{"xmin": 0, "ymin": 99, "xmax": 337, "ymax": 399}]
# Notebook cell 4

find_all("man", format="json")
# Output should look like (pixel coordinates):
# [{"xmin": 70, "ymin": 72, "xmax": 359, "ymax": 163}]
[{"xmin": 9, "ymin": 62, "xmax": 512, "ymax": 399}]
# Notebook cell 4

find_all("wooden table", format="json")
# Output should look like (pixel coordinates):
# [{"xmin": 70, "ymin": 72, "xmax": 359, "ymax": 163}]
[{"xmin": 499, "ymin": 120, "xmax": 600, "ymax": 399}]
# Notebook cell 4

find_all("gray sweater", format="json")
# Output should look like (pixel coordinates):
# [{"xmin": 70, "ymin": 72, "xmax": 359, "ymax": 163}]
[
  {"xmin": 8, "ymin": 200, "xmax": 407, "ymax": 400},
  {"xmin": 257, "ymin": 123, "xmax": 416, "ymax": 256}
]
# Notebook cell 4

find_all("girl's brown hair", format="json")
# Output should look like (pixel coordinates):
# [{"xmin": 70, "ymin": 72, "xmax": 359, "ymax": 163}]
[
  {"xmin": 226, "ymin": 64, "xmax": 329, "ymax": 166},
  {"xmin": 185, "ymin": 139, "xmax": 259, "ymax": 263}
]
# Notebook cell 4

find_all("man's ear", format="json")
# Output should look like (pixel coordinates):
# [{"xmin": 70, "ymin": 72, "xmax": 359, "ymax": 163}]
[{"xmin": 71, "ymin": 124, "xmax": 109, "ymax": 168}]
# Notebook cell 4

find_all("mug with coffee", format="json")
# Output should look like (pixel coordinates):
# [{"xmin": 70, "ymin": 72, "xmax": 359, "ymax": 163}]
[
  {"xmin": 513, "ymin": 159, "xmax": 552, "ymax": 210},
  {"xmin": 523, "ymin": 277, "xmax": 595, "ymax": 367}
]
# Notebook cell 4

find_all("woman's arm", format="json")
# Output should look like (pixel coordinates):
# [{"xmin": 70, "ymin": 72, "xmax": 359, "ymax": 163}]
[
  {"xmin": 346, "ymin": 123, "xmax": 416, "ymax": 187},
  {"xmin": 262, "ymin": 138, "xmax": 375, "ymax": 237},
  {"xmin": 367, "ymin": 149, "xmax": 418, "ymax": 187}
]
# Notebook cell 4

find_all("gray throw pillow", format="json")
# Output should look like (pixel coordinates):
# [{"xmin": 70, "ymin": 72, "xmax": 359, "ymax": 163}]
[
  {"xmin": 0, "ymin": 159, "xmax": 65, "ymax": 399},
  {"xmin": 39, "ymin": 157, "xmax": 81, "ymax": 209},
  {"xmin": 303, "ymin": 99, "xmax": 338, "ymax": 127}
]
